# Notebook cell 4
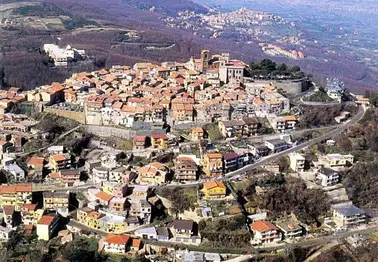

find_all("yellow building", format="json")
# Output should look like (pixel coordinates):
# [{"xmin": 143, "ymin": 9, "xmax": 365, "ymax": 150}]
[
  {"xmin": 191, "ymin": 127, "xmax": 204, "ymax": 141},
  {"xmin": 0, "ymin": 184, "xmax": 33, "ymax": 211},
  {"xmin": 151, "ymin": 134, "xmax": 169, "ymax": 150},
  {"xmin": 326, "ymin": 154, "xmax": 354, "ymax": 167},
  {"xmin": 43, "ymin": 191, "xmax": 69, "ymax": 210},
  {"xmin": 77, "ymin": 207, "xmax": 92, "ymax": 224},
  {"xmin": 87, "ymin": 211, "xmax": 104, "ymax": 230},
  {"xmin": 20, "ymin": 204, "xmax": 38, "ymax": 225},
  {"xmin": 202, "ymin": 153, "xmax": 223, "ymax": 177},
  {"xmin": 36, "ymin": 215, "xmax": 60, "ymax": 241},
  {"xmin": 137, "ymin": 162, "xmax": 167, "ymax": 185},
  {"xmin": 203, "ymin": 181, "xmax": 227, "ymax": 199},
  {"xmin": 49, "ymin": 154, "xmax": 70, "ymax": 171},
  {"xmin": 99, "ymin": 216, "xmax": 126, "ymax": 233}
]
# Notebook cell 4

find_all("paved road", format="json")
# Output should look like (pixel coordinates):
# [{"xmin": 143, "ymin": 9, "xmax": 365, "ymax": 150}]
[
  {"xmin": 223, "ymin": 105, "xmax": 364, "ymax": 180},
  {"xmin": 134, "ymin": 223, "xmax": 378, "ymax": 255},
  {"xmin": 17, "ymin": 124, "xmax": 82, "ymax": 157}
]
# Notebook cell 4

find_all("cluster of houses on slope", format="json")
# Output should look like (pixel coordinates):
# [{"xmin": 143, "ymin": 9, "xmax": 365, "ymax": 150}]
[{"xmin": 19, "ymin": 50, "xmax": 301, "ymax": 133}]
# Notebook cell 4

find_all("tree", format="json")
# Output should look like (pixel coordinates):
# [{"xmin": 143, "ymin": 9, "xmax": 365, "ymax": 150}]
[
  {"xmin": 260, "ymin": 59, "xmax": 277, "ymax": 72},
  {"xmin": 276, "ymin": 63, "xmax": 288, "ymax": 72}
]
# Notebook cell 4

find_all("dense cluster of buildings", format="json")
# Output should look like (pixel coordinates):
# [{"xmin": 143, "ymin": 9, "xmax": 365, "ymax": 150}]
[
  {"xmin": 22, "ymin": 50, "xmax": 298, "ymax": 132},
  {"xmin": 0, "ymin": 46, "xmax": 372, "ymax": 261}
]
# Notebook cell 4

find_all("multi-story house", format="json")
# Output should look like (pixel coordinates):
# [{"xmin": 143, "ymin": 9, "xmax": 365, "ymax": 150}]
[
  {"xmin": 172, "ymin": 104, "xmax": 193, "ymax": 123},
  {"xmin": 134, "ymin": 136, "xmax": 147, "ymax": 150},
  {"xmin": 151, "ymin": 134, "xmax": 169, "ymax": 150},
  {"xmin": 49, "ymin": 154, "xmax": 71, "ymax": 171},
  {"xmin": 218, "ymin": 120, "xmax": 245, "ymax": 138},
  {"xmin": 289, "ymin": 153, "xmax": 305, "ymax": 173},
  {"xmin": 77, "ymin": 207, "xmax": 92, "ymax": 225},
  {"xmin": 109, "ymin": 197, "xmax": 127, "ymax": 212},
  {"xmin": 276, "ymin": 222, "xmax": 303, "ymax": 239},
  {"xmin": 59, "ymin": 169, "xmax": 81, "ymax": 186},
  {"xmin": 172, "ymin": 219, "xmax": 201, "ymax": 244},
  {"xmin": 202, "ymin": 153, "xmax": 223, "ymax": 177},
  {"xmin": 137, "ymin": 163, "xmax": 167, "ymax": 185},
  {"xmin": 92, "ymin": 166, "xmax": 110, "ymax": 184},
  {"xmin": 20, "ymin": 203, "xmax": 38, "ymax": 225},
  {"xmin": 43, "ymin": 191, "xmax": 69, "ymax": 211},
  {"xmin": 87, "ymin": 211, "xmax": 105, "ymax": 230},
  {"xmin": 242, "ymin": 117, "xmax": 260, "ymax": 136},
  {"xmin": 202, "ymin": 181, "xmax": 227, "ymax": 199},
  {"xmin": 332, "ymin": 202, "xmax": 366, "ymax": 228},
  {"xmin": 128, "ymin": 199, "xmax": 151, "ymax": 224},
  {"xmin": 219, "ymin": 56, "xmax": 245, "ymax": 84},
  {"xmin": 99, "ymin": 215, "xmax": 126, "ymax": 233},
  {"xmin": 249, "ymin": 142, "xmax": 270, "ymax": 158},
  {"xmin": 324, "ymin": 154, "xmax": 354, "ymax": 168},
  {"xmin": 264, "ymin": 139, "xmax": 288, "ymax": 153},
  {"xmin": 36, "ymin": 214, "xmax": 60, "ymax": 241},
  {"xmin": 222, "ymin": 152, "xmax": 243, "ymax": 173},
  {"xmin": 283, "ymin": 115, "xmax": 297, "ymax": 131},
  {"xmin": 190, "ymin": 127, "xmax": 204, "ymax": 141},
  {"xmin": 103, "ymin": 234, "xmax": 131, "ymax": 254},
  {"xmin": 103, "ymin": 182, "xmax": 127, "ymax": 198},
  {"xmin": 109, "ymin": 167, "xmax": 128, "ymax": 184},
  {"xmin": 95, "ymin": 191, "xmax": 114, "ymax": 206},
  {"xmin": 250, "ymin": 220, "xmax": 282, "ymax": 245},
  {"xmin": 174, "ymin": 157, "xmax": 198, "ymax": 182},
  {"xmin": 0, "ymin": 184, "xmax": 33, "ymax": 211},
  {"xmin": 316, "ymin": 167, "xmax": 340, "ymax": 187}
]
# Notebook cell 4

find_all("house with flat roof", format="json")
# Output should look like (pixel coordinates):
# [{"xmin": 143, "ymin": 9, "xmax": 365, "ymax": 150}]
[
  {"xmin": 135, "ymin": 227, "xmax": 157, "ymax": 240},
  {"xmin": 289, "ymin": 153, "xmax": 305, "ymax": 173},
  {"xmin": 265, "ymin": 139, "xmax": 288, "ymax": 153},
  {"xmin": 332, "ymin": 202, "xmax": 366, "ymax": 228},
  {"xmin": 276, "ymin": 221, "xmax": 303, "ymax": 239}
]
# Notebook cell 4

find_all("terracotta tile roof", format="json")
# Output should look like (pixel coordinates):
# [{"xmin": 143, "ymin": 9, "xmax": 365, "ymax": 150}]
[
  {"xmin": 28, "ymin": 156, "xmax": 45, "ymax": 167},
  {"xmin": 16, "ymin": 184, "xmax": 32, "ymax": 192},
  {"xmin": 104, "ymin": 234, "xmax": 130, "ymax": 245},
  {"xmin": 49, "ymin": 172, "xmax": 60, "ymax": 179},
  {"xmin": 251, "ymin": 220, "xmax": 278, "ymax": 232},
  {"xmin": 191, "ymin": 127, "xmax": 203, "ymax": 133},
  {"xmin": 134, "ymin": 136, "xmax": 147, "ymax": 142},
  {"xmin": 52, "ymin": 154, "xmax": 67, "ymax": 162},
  {"xmin": 151, "ymin": 133, "xmax": 168, "ymax": 140},
  {"xmin": 206, "ymin": 153, "xmax": 222, "ymax": 159},
  {"xmin": 88, "ymin": 211, "xmax": 103, "ymax": 219},
  {"xmin": 21, "ymin": 203, "xmax": 37, "ymax": 211},
  {"xmin": 38, "ymin": 215, "xmax": 56, "ymax": 225},
  {"xmin": 150, "ymin": 162, "xmax": 165, "ymax": 170},
  {"xmin": 203, "ymin": 181, "xmax": 226, "ymax": 190},
  {"xmin": 3, "ymin": 205, "xmax": 14, "ymax": 215},
  {"xmin": 95, "ymin": 191, "xmax": 114, "ymax": 202},
  {"xmin": 283, "ymin": 115, "xmax": 297, "ymax": 121},
  {"xmin": 132, "ymin": 238, "xmax": 142, "ymax": 248}
]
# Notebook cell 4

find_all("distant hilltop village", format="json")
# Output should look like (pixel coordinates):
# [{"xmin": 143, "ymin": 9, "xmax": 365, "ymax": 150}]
[
  {"xmin": 260, "ymin": 43, "xmax": 305, "ymax": 60},
  {"xmin": 21, "ymin": 50, "xmax": 310, "ymax": 129}
]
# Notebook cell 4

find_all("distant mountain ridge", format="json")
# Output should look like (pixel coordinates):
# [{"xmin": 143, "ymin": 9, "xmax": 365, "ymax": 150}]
[{"xmin": 120, "ymin": 0, "xmax": 208, "ymax": 16}]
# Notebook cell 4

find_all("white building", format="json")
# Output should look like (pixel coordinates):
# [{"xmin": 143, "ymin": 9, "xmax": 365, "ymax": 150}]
[
  {"xmin": 331, "ymin": 202, "xmax": 366, "ymax": 228},
  {"xmin": 317, "ymin": 167, "xmax": 340, "ymax": 187},
  {"xmin": 289, "ymin": 153, "xmax": 305, "ymax": 173},
  {"xmin": 43, "ymin": 44, "xmax": 85, "ymax": 67},
  {"xmin": 0, "ymin": 225, "xmax": 13, "ymax": 241},
  {"xmin": 250, "ymin": 220, "xmax": 282, "ymax": 245}
]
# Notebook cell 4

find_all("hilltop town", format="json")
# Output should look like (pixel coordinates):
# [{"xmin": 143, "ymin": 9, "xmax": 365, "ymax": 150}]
[{"xmin": 0, "ymin": 48, "xmax": 375, "ymax": 261}]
